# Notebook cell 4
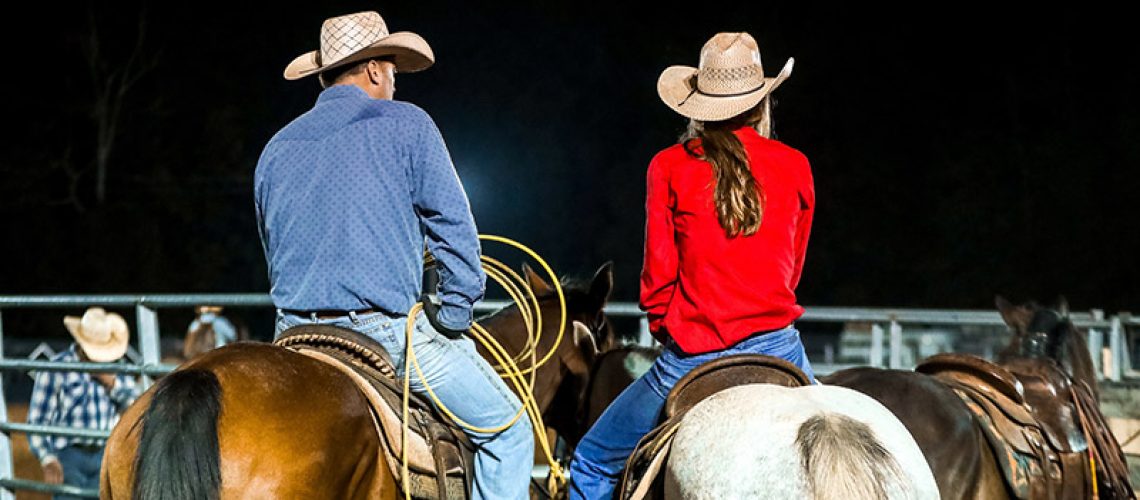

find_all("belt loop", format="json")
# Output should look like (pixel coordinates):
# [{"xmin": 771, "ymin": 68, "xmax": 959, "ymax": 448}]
[
  {"xmin": 309, "ymin": 311, "xmax": 318, "ymax": 322},
  {"xmin": 349, "ymin": 310, "xmax": 359, "ymax": 323}
]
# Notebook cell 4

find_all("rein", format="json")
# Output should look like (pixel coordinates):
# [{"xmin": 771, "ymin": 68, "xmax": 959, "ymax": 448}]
[{"xmin": 400, "ymin": 235, "xmax": 570, "ymax": 499}]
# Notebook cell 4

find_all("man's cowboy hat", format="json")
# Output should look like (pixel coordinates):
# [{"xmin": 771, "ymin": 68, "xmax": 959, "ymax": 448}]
[
  {"xmin": 284, "ymin": 11, "xmax": 434, "ymax": 80},
  {"xmin": 63, "ymin": 307, "xmax": 129, "ymax": 362},
  {"xmin": 657, "ymin": 32, "xmax": 794, "ymax": 122}
]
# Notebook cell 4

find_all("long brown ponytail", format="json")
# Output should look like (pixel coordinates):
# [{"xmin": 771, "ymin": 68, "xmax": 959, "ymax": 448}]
[{"xmin": 681, "ymin": 99, "xmax": 773, "ymax": 237}]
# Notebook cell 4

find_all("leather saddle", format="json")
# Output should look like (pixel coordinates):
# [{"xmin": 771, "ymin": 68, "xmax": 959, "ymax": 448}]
[
  {"xmin": 275, "ymin": 324, "xmax": 473, "ymax": 500},
  {"xmin": 618, "ymin": 354, "xmax": 812, "ymax": 500},
  {"xmin": 917, "ymin": 353, "xmax": 1133, "ymax": 499}
]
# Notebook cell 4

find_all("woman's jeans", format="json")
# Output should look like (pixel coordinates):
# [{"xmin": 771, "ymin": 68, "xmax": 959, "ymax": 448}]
[
  {"xmin": 277, "ymin": 309, "xmax": 534, "ymax": 500},
  {"xmin": 568, "ymin": 325, "xmax": 815, "ymax": 500}
]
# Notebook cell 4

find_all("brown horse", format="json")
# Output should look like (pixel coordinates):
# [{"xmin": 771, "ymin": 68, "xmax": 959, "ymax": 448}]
[
  {"xmin": 824, "ymin": 297, "xmax": 1123, "ymax": 499},
  {"xmin": 100, "ymin": 263, "xmax": 616, "ymax": 499},
  {"xmin": 575, "ymin": 345, "xmax": 660, "ymax": 442}
]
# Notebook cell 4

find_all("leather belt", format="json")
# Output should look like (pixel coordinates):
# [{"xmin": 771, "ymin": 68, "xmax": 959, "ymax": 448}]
[{"xmin": 282, "ymin": 308, "xmax": 378, "ymax": 320}]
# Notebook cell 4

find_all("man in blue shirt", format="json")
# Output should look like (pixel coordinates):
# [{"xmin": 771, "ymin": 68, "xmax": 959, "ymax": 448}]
[{"xmin": 255, "ymin": 11, "xmax": 533, "ymax": 499}]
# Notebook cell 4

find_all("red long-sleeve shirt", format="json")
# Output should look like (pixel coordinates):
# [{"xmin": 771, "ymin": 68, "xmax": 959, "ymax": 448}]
[{"xmin": 639, "ymin": 126, "xmax": 814, "ymax": 354}]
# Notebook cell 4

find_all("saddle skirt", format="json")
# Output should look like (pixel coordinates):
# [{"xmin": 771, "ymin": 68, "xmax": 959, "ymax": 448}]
[
  {"xmin": 618, "ymin": 354, "xmax": 812, "ymax": 500},
  {"xmin": 275, "ymin": 324, "xmax": 473, "ymax": 500},
  {"xmin": 916, "ymin": 353, "xmax": 1134, "ymax": 500}
]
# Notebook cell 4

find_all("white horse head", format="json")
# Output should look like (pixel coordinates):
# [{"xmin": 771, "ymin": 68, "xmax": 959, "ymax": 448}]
[{"xmin": 664, "ymin": 384, "xmax": 940, "ymax": 499}]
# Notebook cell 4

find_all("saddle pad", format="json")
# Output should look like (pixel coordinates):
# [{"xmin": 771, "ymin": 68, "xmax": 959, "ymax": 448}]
[
  {"xmin": 295, "ymin": 348, "xmax": 438, "ymax": 475},
  {"xmin": 619, "ymin": 418, "xmax": 682, "ymax": 500}
]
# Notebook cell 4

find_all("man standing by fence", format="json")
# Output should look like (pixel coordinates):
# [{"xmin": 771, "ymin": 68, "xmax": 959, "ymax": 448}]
[{"xmin": 27, "ymin": 307, "xmax": 140, "ymax": 498}]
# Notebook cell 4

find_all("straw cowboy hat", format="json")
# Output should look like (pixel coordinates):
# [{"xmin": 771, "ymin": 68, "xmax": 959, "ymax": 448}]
[
  {"xmin": 63, "ymin": 307, "xmax": 129, "ymax": 362},
  {"xmin": 284, "ymin": 11, "xmax": 434, "ymax": 80},
  {"xmin": 658, "ymin": 32, "xmax": 794, "ymax": 122}
]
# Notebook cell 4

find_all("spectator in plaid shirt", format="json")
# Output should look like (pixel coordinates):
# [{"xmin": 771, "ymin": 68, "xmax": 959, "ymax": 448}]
[{"xmin": 26, "ymin": 308, "xmax": 140, "ymax": 498}]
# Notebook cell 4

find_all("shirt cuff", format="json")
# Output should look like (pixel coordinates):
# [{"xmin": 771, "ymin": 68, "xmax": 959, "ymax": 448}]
[
  {"xmin": 40, "ymin": 454, "xmax": 59, "ymax": 466},
  {"xmin": 435, "ymin": 303, "xmax": 473, "ymax": 331}
]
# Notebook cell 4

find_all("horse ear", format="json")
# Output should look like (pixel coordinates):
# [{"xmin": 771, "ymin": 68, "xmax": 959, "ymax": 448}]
[
  {"xmin": 995, "ymin": 295, "xmax": 1030, "ymax": 330},
  {"xmin": 522, "ymin": 263, "xmax": 554, "ymax": 296},
  {"xmin": 573, "ymin": 320, "xmax": 599, "ymax": 364},
  {"xmin": 1056, "ymin": 295, "xmax": 1070, "ymax": 318},
  {"xmin": 589, "ymin": 262, "xmax": 615, "ymax": 306}
]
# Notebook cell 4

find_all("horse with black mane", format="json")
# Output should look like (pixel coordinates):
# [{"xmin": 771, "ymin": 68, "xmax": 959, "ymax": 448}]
[{"xmin": 100, "ymin": 263, "xmax": 616, "ymax": 499}]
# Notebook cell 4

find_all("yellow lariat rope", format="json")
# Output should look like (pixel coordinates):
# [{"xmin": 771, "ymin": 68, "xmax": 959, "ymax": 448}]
[{"xmin": 402, "ymin": 235, "xmax": 569, "ymax": 500}]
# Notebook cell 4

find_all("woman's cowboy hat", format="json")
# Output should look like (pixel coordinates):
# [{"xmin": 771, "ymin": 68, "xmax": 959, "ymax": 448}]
[
  {"xmin": 657, "ymin": 32, "xmax": 794, "ymax": 122},
  {"xmin": 284, "ymin": 11, "xmax": 434, "ymax": 80},
  {"xmin": 63, "ymin": 307, "xmax": 129, "ymax": 362}
]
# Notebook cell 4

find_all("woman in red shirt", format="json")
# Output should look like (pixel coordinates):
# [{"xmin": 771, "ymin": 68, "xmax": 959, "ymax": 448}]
[{"xmin": 569, "ymin": 32, "xmax": 816, "ymax": 499}]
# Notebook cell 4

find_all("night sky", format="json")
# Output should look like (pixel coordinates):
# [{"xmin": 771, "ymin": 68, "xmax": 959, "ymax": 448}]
[{"xmin": 2, "ymin": 1, "xmax": 1138, "ymax": 335}]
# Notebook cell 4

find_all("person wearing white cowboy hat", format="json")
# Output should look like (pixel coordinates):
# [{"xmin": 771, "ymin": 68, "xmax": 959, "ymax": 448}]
[
  {"xmin": 255, "ymin": 10, "xmax": 533, "ymax": 499},
  {"xmin": 26, "ymin": 307, "xmax": 141, "ymax": 496},
  {"xmin": 568, "ymin": 32, "xmax": 818, "ymax": 499}
]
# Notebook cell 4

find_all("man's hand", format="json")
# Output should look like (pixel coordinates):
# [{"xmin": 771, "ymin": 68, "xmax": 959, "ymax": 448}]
[
  {"xmin": 42, "ymin": 458, "xmax": 63, "ymax": 484},
  {"xmin": 93, "ymin": 372, "xmax": 117, "ymax": 391},
  {"xmin": 419, "ymin": 295, "xmax": 467, "ymax": 339}
]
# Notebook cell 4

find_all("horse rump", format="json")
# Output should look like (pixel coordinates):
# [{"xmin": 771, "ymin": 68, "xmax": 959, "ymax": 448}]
[
  {"xmin": 131, "ymin": 369, "xmax": 222, "ymax": 500},
  {"xmin": 796, "ymin": 412, "xmax": 912, "ymax": 500}
]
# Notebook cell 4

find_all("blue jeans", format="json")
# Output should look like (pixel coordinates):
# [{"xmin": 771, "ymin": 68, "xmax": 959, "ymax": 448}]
[
  {"xmin": 56, "ymin": 445, "xmax": 103, "ymax": 500},
  {"xmin": 277, "ymin": 310, "xmax": 534, "ymax": 500},
  {"xmin": 568, "ymin": 326, "xmax": 815, "ymax": 500}
]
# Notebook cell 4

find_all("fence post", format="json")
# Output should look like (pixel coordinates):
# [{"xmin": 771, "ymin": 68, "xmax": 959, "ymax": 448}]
[
  {"xmin": 0, "ymin": 310, "xmax": 13, "ymax": 500},
  {"xmin": 1109, "ymin": 316, "xmax": 1124, "ymax": 382},
  {"xmin": 135, "ymin": 304, "xmax": 161, "ymax": 388},
  {"xmin": 637, "ymin": 317, "xmax": 653, "ymax": 348},
  {"xmin": 1088, "ymin": 328, "xmax": 1104, "ymax": 380},
  {"xmin": 870, "ymin": 324, "xmax": 884, "ymax": 368},
  {"xmin": 889, "ymin": 319, "xmax": 903, "ymax": 369}
]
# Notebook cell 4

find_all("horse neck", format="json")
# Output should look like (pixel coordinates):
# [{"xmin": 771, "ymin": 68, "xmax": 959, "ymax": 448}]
[
  {"xmin": 1062, "ymin": 326, "xmax": 1099, "ymax": 395},
  {"xmin": 478, "ymin": 300, "xmax": 578, "ymax": 398},
  {"xmin": 999, "ymin": 326, "xmax": 1100, "ymax": 397}
]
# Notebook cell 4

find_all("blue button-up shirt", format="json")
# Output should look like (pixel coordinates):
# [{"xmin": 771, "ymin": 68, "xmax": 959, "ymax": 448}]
[{"xmin": 254, "ymin": 85, "xmax": 485, "ymax": 329}]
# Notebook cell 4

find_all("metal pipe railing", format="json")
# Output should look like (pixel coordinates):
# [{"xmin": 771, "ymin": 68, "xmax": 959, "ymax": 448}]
[
  {"xmin": 0, "ymin": 293, "xmax": 1135, "ymax": 499},
  {"xmin": 0, "ymin": 359, "xmax": 175, "ymax": 376},
  {"xmin": 0, "ymin": 423, "xmax": 110, "ymax": 440},
  {"xmin": 0, "ymin": 478, "xmax": 96, "ymax": 498}
]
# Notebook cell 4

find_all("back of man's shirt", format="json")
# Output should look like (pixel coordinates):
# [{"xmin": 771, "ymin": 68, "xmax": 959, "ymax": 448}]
[{"xmin": 254, "ymin": 84, "xmax": 484, "ymax": 329}]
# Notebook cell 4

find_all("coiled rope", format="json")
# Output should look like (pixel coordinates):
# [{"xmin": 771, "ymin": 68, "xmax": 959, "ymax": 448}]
[{"xmin": 402, "ymin": 235, "xmax": 569, "ymax": 499}]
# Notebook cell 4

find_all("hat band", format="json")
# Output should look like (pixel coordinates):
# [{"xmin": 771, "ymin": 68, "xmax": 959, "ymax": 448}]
[{"xmin": 678, "ymin": 80, "xmax": 767, "ymax": 106}]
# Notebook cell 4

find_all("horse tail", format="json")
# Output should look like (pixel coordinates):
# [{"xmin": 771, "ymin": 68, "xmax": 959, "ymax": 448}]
[
  {"xmin": 796, "ymin": 412, "xmax": 911, "ymax": 500},
  {"xmin": 132, "ymin": 369, "xmax": 222, "ymax": 500}
]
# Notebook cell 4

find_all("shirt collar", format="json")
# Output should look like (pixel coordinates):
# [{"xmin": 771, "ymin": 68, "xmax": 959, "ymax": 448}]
[
  {"xmin": 316, "ymin": 84, "xmax": 371, "ymax": 104},
  {"xmin": 733, "ymin": 126, "xmax": 763, "ymax": 143}
]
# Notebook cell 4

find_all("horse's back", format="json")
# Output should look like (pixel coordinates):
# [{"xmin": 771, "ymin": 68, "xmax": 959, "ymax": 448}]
[
  {"xmin": 666, "ymin": 384, "xmax": 939, "ymax": 499},
  {"xmin": 102, "ymin": 342, "xmax": 387, "ymax": 499},
  {"xmin": 825, "ymin": 367, "xmax": 1008, "ymax": 499}
]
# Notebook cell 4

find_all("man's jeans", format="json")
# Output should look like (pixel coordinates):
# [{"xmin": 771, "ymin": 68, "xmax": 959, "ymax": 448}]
[
  {"xmin": 277, "ymin": 310, "xmax": 535, "ymax": 500},
  {"xmin": 56, "ymin": 445, "xmax": 103, "ymax": 500},
  {"xmin": 568, "ymin": 325, "xmax": 816, "ymax": 500}
]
